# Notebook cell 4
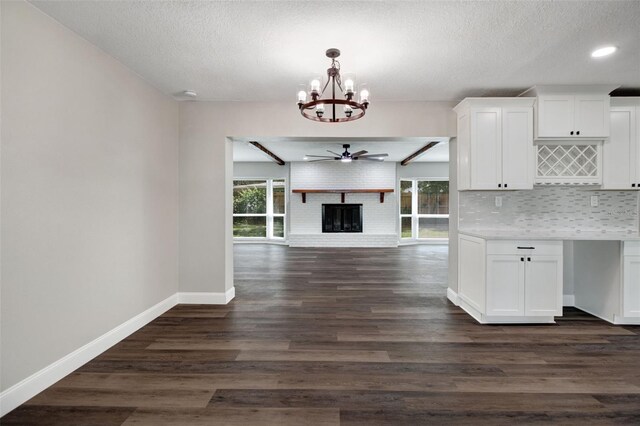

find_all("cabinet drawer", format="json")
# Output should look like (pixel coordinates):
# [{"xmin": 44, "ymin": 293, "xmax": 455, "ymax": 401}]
[
  {"xmin": 486, "ymin": 240, "xmax": 563, "ymax": 256},
  {"xmin": 624, "ymin": 241, "xmax": 640, "ymax": 256}
]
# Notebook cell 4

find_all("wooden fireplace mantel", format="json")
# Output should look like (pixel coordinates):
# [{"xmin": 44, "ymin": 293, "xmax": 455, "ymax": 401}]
[{"xmin": 292, "ymin": 189, "xmax": 394, "ymax": 204}]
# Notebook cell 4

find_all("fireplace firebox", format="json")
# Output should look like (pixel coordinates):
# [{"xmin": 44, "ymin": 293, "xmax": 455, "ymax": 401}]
[{"xmin": 322, "ymin": 204, "xmax": 363, "ymax": 233}]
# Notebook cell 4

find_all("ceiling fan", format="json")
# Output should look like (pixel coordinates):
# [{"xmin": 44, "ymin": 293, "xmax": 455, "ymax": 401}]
[{"xmin": 304, "ymin": 144, "xmax": 389, "ymax": 163}]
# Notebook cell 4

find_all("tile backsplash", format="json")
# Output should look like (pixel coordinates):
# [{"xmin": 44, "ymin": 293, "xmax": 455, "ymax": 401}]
[{"xmin": 459, "ymin": 186, "xmax": 639, "ymax": 233}]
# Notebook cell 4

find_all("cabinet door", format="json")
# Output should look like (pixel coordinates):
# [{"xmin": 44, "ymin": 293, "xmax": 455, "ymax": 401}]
[
  {"xmin": 603, "ymin": 107, "xmax": 636, "ymax": 189},
  {"xmin": 470, "ymin": 108, "xmax": 502, "ymax": 189},
  {"xmin": 574, "ymin": 95, "xmax": 609, "ymax": 138},
  {"xmin": 502, "ymin": 107, "xmax": 534, "ymax": 190},
  {"xmin": 634, "ymin": 107, "xmax": 640, "ymax": 187},
  {"xmin": 525, "ymin": 255, "xmax": 562, "ymax": 316},
  {"xmin": 457, "ymin": 112, "xmax": 471, "ymax": 190},
  {"xmin": 486, "ymin": 255, "xmax": 525, "ymax": 316},
  {"xmin": 623, "ymin": 255, "xmax": 640, "ymax": 318},
  {"xmin": 538, "ymin": 95, "xmax": 574, "ymax": 138}
]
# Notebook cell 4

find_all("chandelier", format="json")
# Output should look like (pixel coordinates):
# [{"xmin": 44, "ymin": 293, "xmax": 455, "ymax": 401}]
[{"xmin": 297, "ymin": 48, "xmax": 370, "ymax": 123}]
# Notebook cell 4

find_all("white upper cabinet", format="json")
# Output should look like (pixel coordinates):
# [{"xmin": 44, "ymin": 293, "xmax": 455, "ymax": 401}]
[
  {"xmin": 538, "ymin": 95, "xmax": 574, "ymax": 137},
  {"xmin": 469, "ymin": 107, "xmax": 501, "ymax": 189},
  {"xmin": 455, "ymin": 98, "xmax": 534, "ymax": 191},
  {"xmin": 603, "ymin": 99, "xmax": 640, "ymax": 190},
  {"xmin": 523, "ymin": 85, "xmax": 617, "ymax": 140},
  {"xmin": 537, "ymin": 94, "xmax": 610, "ymax": 138},
  {"xmin": 502, "ymin": 107, "xmax": 534, "ymax": 189},
  {"xmin": 574, "ymin": 95, "xmax": 610, "ymax": 137}
]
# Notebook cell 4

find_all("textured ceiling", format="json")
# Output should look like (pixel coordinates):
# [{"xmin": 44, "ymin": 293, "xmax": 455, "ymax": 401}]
[
  {"xmin": 232, "ymin": 137, "xmax": 449, "ymax": 162},
  {"xmin": 31, "ymin": 1, "xmax": 640, "ymax": 102}
]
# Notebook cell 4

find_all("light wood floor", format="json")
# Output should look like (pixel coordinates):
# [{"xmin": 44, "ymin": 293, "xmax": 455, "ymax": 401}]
[{"xmin": 4, "ymin": 244, "xmax": 640, "ymax": 425}]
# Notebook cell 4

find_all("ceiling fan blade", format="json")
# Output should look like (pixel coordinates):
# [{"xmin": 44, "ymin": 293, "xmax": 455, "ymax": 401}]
[
  {"xmin": 327, "ymin": 150, "xmax": 343, "ymax": 157},
  {"xmin": 305, "ymin": 155, "xmax": 337, "ymax": 159},
  {"xmin": 351, "ymin": 150, "xmax": 368, "ymax": 157},
  {"xmin": 357, "ymin": 153, "xmax": 389, "ymax": 158},
  {"xmin": 357, "ymin": 157, "xmax": 385, "ymax": 162},
  {"xmin": 307, "ymin": 158, "xmax": 335, "ymax": 162}
]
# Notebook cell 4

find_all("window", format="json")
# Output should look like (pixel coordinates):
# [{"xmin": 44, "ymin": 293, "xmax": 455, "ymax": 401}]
[
  {"xmin": 233, "ymin": 179, "xmax": 286, "ymax": 239},
  {"xmin": 399, "ymin": 179, "xmax": 449, "ymax": 240}
]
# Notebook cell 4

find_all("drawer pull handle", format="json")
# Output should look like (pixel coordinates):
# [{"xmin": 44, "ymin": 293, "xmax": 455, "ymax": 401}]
[{"xmin": 517, "ymin": 246, "xmax": 535, "ymax": 250}]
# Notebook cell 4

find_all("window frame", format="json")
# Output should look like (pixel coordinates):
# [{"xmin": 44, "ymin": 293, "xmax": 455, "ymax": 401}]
[
  {"xmin": 399, "ymin": 177, "xmax": 449, "ymax": 242},
  {"xmin": 233, "ymin": 178, "xmax": 286, "ymax": 240}
]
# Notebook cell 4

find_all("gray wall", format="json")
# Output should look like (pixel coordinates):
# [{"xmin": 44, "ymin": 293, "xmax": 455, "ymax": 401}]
[
  {"xmin": 448, "ymin": 140, "xmax": 459, "ymax": 292},
  {"xmin": 180, "ymin": 101, "xmax": 457, "ymax": 294},
  {"xmin": 396, "ymin": 161, "xmax": 449, "ymax": 179},
  {"xmin": 233, "ymin": 162, "xmax": 289, "ymax": 179},
  {"xmin": 1, "ymin": 1, "xmax": 179, "ymax": 391}
]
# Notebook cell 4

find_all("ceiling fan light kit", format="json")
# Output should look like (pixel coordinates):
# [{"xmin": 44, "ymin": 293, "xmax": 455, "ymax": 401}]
[
  {"xmin": 304, "ymin": 144, "xmax": 389, "ymax": 163},
  {"xmin": 297, "ymin": 48, "xmax": 370, "ymax": 123}
]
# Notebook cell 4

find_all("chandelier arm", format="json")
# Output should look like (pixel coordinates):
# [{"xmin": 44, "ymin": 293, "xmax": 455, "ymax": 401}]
[
  {"xmin": 320, "ymin": 77, "xmax": 331, "ymax": 97},
  {"xmin": 332, "ymin": 71, "xmax": 336, "ymax": 122}
]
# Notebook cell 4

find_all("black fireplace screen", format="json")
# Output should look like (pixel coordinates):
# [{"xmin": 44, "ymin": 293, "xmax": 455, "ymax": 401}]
[{"xmin": 322, "ymin": 204, "xmax": 363, "ymax": 233}]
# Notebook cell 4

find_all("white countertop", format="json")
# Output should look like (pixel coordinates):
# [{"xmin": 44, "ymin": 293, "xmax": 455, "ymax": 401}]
[{"xmin": 459, "ymin": 229, "xmax": 640, "ymax": 241}]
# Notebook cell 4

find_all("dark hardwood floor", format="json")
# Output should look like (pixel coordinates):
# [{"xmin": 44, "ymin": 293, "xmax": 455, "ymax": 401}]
[{"xmin": 4, "ymin": 244, "xmax": 640, "ymax": 425}]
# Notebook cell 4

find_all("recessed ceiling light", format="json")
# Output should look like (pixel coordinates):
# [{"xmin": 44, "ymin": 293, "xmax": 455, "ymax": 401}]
[{"xmin": 591, "ymin": 46, "xmax": 617, "ymax": 58}]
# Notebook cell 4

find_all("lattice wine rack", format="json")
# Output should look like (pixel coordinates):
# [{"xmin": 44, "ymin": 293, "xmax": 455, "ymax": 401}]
[{"xmin": 535, "ymin": 142, "xmax": 602, "ymax": 185}]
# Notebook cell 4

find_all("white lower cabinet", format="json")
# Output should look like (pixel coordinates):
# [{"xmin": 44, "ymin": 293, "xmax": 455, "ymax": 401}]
[
  {"xmin": 458, "ymin": 234, "xmax": 563, "ymax": 323},
  {"xmin": 623, "ymin": 256, "xmax": 640, "ymax": 317},
  {"xmin": 486, "ymin": 255, "xmax": 525, "ymax": 316},
  {"xmin": 524, "ymin": 256, "xmax": 563, "ymax": 316},
  {"xmin": 486, "ymin": 254, "xmax": 562, "ymax": 317},
  {"xmin": 623, "ymin": 250, "xmax": 640, "ymax": 318}
]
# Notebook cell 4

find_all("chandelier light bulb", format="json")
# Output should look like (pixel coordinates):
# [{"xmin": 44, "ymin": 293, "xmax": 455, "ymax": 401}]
[
  {"xmin": 297, "ymin": 90, "xmax": 307, "ymax": 103},
  {"xmin": 343, "ymin": 74, "xmax": 355, "ymax": 94},
  {"xmin": 359, "ymin": 88, "xmax": 370, "ymax": 103},
  {"xmin": 310, "ymin": 79, "xmax": 321, "ymax": 93}
]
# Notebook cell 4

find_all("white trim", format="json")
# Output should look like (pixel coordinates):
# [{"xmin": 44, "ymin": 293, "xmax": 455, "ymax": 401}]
[
  {"xmin": 0, "ymin": 287, "xmax": 237, "ymax": 417},
  {"xmin": 613, "ymin": 315, "xmax": 640, "ymax": 325},
  {"xmin": 399, "ymin": 240, "xmax": 449, "ymax": 246},
  {"xmin": 178, "ymin": 287, "xmax": 235, "ymax": 304},
  {"xmin": 458, "ymin": 293, "xmax": 556, "ymax": 325},
  {"xmin": 563, "ymin": 294, "xmax": 575, "ymax": 306},
  {"xmin": 0, "ymin": 294, "xmax": 178, "ymax": 417},
  {"xmin": 233, "ymin": 178, "xmax": 287, "ymax": 241},
  {"xmin": 447, "ymin": 288, "xmax": 459, "ymax": 306},
  {"xmin": 234, "ymin": 239, "xmax": 289, "ymax": 245}
]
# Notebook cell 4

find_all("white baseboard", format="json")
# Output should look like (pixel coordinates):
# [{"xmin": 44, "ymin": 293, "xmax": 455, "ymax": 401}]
[
  {"xmin": 0, "ymin": 293, "xmax": 178, "ymax": 417},
  {"xmin": 563, "ymin": 294, "xmax": 575, "ymax": 306},
  {"xmin": 446, "ymin": 288, "xmax": 459, "ymax": 306},
  {"xmin": 178, "ymin": 287, "xmax": 235, "ymax": 304},
  {"xmin": 0, "ymin": 287, "xmax": 236, "ymax": 417}
]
